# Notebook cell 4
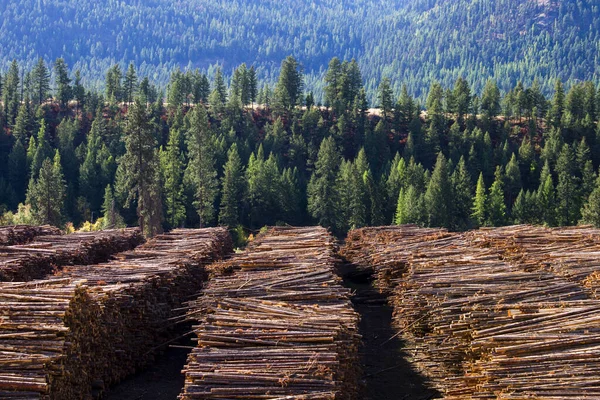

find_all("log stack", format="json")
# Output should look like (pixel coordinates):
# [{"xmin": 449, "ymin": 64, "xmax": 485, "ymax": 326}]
[
  {"xmin": 57, "ymin": 228, "xmax": 233, "ymax": 392},
  {"xmin": 343, "ymin": 225, "xmax": 600, "ymax": 398},
  {"xmin": 0, "ymin": 228, "xmax": 144, "ymax": 281},
  {"xmin": 180, "ymin": 226, "xmax": 361, "ymax": 400},
  {"xmin": 341, "ymin": 225, "xmax": 453, "ymax": 293},
  {"xmin": 0, "ymin": 279, "xmax": 102, "ymax": 400},
  {"xmin": 0, "ymin": 228, "xmax": 233, "ymax": 399},
  {"xmin": 0, "ymin": 225, "xmax": 62, "ymax": 246}
]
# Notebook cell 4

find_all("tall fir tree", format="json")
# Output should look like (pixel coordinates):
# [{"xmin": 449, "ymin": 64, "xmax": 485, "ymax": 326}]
[
  {"xmin": 219, "ymin": 143, "xmax": 245, "ymax": 227},
  {"xmin": 160, "ymin": 129, "xmax": 186, "ymax": 229},
  {"xmin": 307, "ymin": 136, "xmax": 341, "ymax": 231}
]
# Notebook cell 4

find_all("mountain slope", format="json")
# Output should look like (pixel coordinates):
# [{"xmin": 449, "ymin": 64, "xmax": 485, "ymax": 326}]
[{"xmin": 1, "ymin": 0, "xmax": 598, "ymax": 99}]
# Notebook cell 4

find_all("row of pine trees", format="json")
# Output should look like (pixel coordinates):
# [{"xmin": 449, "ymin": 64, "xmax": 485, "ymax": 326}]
[{"xmin": 2, "ymin": 56, "xmax": 600, "ymax": 236}]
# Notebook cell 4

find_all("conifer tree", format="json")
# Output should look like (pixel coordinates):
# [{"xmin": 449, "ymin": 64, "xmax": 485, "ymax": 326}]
[
  {"xmin": 123, "ymin": 62, "xmax": 138, "ymax": 104},
  {"xmin": 30, "ymin": 119, "xmax": 52, "ymax": 179},
  {"xmin": 487, "ymin": 166, "xmax": 507, "ymax": 226},
  {"xmin": 161, "ymin": 129, "xmax": 186, "ymax": 229},
  {"xmin": 73, "ymin": 70, "xmax": 85, "ymax": 110},
  {"xmin": 8, "ymin": 139, "xmax": 27, "ymax": 205},
  {"xmin": 3, "ymin": 60, "xmax": 20, "ymax": 125},
  {"xmin": 424, "ymin": 152, "xmax": 452, "ymax": 228},
  {"xmin": 378, "ymin": 77, "xmax": 393, "ymax": 120},
  {"xmin": 219, "ymin": 143, "xmax": 244, "ymax": 227},
  {"xmin": 209, "ymin": 67, "xmax": 228, "ymax": 110},
  {"xmin": 101, "ymin": 184, "xmax": 125, "ymax": 228},
  {"xmin": 555, "ymin": 144, "xmax": 580, "ymax": 226},
  {"xmin": 504, "ymin": 153, "xmax": 522, "ymax": 206},
  {"xmin": 185, "ymin": 105, "xmax": 218, "ymax": 227},
  {"xmin": 116, "ymin": 99, "xmax": 161, "ymax": 236},
  {"xmin": 549, "ymin": 79, "xmax": 565, "ymax": 128},
  {"xmin": 274, "ymin": 56, "xmax": 303, "ymax": 111},
  {"xmin": 307, "ymin": 136, "xmax": 341, "ymax": 231},
  {"xmin": 481, "ymin": 79, "xmax": 501, "ymax": 120},
  {"xmin": 54, "ymin": 58, "xmax": 72, "ymax": 109},
  {"xmin": 536, "ymin": 162, "xmax": 556, "ymax": 226},
  {"xmin": 79, "ymin": 117, "xmax": 105, "ymax": 214},
  {"xmin": 451, "ymin": 156, "xmax": 472, "ymax": 230},
  {"xmin": 32, "ymin": 57, "xmax": 50, "ymax": 106},
  {"xmin": 105, "ymin": 64, "xmax": 123, "ymax": 103},
  {"xmin": 27, "ymin": 151, "xmax": 65, "ymax": 226},
  {"xmin": 580, "ymin": 174, "xmax": 600, "ymax": 227},
  {"xmin": 396, "ymin": 185, "xmax": 424, "ymax": 225},
  {"xmin": 472, "ymin": 172, "xmax": 487, "ymax": 227}
]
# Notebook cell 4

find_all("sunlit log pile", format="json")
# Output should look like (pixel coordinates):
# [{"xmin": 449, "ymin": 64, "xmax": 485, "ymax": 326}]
[
  {"xmin": 344, "ymin": 224, "xmax": 600, "ymax": 398},
  {"xmin": 468, "ymin": 225, "xmax": 600, "ymax": 297},
  {"xmin": 0, "ymin": 225, "xmax": 62, "ymax": 246},
  {"xmin": 56, "ymin": 228, "xmax": 233, "ymax": 391},
  {"xmin": 340, "ymin": 225, "xmax": 453, "ymax": 293},
  {"xmin": 0, "ymin": 228, "xmax": 233, "ymax": 399},
  {"xmin": 0, "ymin": 228, "xmax": 144, "ymax": 281},
  {"xmin": 180, "ymin": 226, "xmax": 361, "ymax": 400},
  {"xmin": 0, "ymin": 279, "xmax": 102, "ymax": 399}
]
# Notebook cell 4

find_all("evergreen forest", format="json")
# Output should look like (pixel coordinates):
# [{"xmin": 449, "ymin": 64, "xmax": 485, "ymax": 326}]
[
  {"xmin": 2, "ymin": 56, "xmax": 600, "ymax": 237},
  {"xmin": 1, "ymin": 0, "xmax": 599, "ymax": 101}
]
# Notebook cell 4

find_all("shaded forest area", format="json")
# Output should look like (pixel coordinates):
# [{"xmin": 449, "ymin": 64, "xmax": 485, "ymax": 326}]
[
  {"xmin": 0, "ymin": 0, "xmax": 598, "ymax": 100},
  {"xmin": 1, "ymin": 56, "xmax": 600, "ymax": 237}
]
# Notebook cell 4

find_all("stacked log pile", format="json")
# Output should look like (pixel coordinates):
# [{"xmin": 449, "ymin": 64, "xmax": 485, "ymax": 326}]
[
  {"xmin": 0, "ymin": 228, "xmax": 233, "ymax": 399},
  {"xmin": 0, "ymin": 279, "xmax": 102, "ymax": 400},
  {"xmin": 0, "ymin": 225, "xmax": 62, "ymax": 245},
  {"xmin": 344, "ymin": 225, "xmax": 600, "ymax": 398},
  {"xmin": 57, "ymin": 228, "xmax": 233, "ymax": 391},
  {"xmin": 180, "ymin": 226, "xmax": 361, "ymax": 400},
  {"xmin": 469, "ymin": 225, "xmax": 600, "ymax": 296},
  {"xmin": 0, "ymin": 228, "xmax": 144, "ymax": 281},
  {"xmin": 340, "ymin": 225, "xmax": 452, "ymax": 293}
]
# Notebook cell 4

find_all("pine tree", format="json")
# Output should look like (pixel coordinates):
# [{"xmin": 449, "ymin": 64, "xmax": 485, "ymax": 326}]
[
  {"xmin": 580, "ymin": 174, "xmax": 600, "ymax": 227},
  {"xmin": 123, "ymin": 62, "xmax": 138, "ymax": 104},
  {"xmin": 512, "ymin": 189, "xmax": 528, "ymax": 224},
  {"xmin": 54, "ymin": 58, "xmax": 72, "ymax": 109},
  {"xmin": 30, "ymin": 119, "xmax": 52, "ymax": 179},
  {"xmin": 8, "ymin": 139, "xmax": 27, "ymax": 205},
  {"xmin": 185, "ymin": 105, "xmax": 218, "ymax": 227},
  {"xmin": 101, "ymin": 184, "xmax": 125, "ymax": 229},
  {"xmin": 555, "ymin": 144, "xmax": 580, "ymax": 226},
  {"xmin": 79, "ymin": 117, "xmax": 105, "ymax": 214},
  {"xmin": 348, "ymin": 149, "xmax": 370, "ymax": 228},
  {"xmin": 273, "ymin": 56, "xmax": 303, "ymax": 111},
  {"xmin": 504, "ymin": 153, "xmax": 522, "ymax": 206},
  {"xmin": 487, "ymin": 167, "xmax": 507, "ymax": 226},
  {"xmin": 160, "ymin": 129, "xmax": 186, "ymax": 229},
  {"xmin": 386, "ymin": 154, "xmax": 406, "ymax": 223},
  {"xmin": 396, "ymin": 185, "xmax": 424, "ymax": 225},
  {"xmin": 324, "ymin": 57, "xmax": 343, "ymax": 114},
  {"xmin": 424, "ymin": 152, "xmax": 452, "ymax": 228},
  {"xmin": 378, "ymin": 77, "xmax": 393, "ymax": 120},
  {"xmin": 116, "ymin": 99, "xmax": 161, "ymax": 236},
  {"xmin": 209, "ymin": 67, "xmax": 228, "ymax": 110},
  {"xmin": 472, "ymin": 172, "xmax": 487, "ymax": 227},
  {"xmin": 307, "ymin": 136, "xmax": 341, "ymax": 231},
  {"xmin": 32, "ymin": 57, "xmax": 50, "ymax": 106},
  {"xmin": 27, "ymin": 151, "xmax": 65, "ymax": 226},
  {"xmin": 248, "ymin": 66, "xmax": 258, "ymax": 107},
  {"xmin": 550, "ymin": 79, "xmax": 565, "ymax": 128},
  {"xmin": 3, "ymin": 60, "xmax": 20, "ymax": 125},
  {"xmin": 219, "ymin": 143, "xmax": 245, "ymax": 227},
  {"xmin": 105, "ymin": 64, "xmax": 123, "ymax": 103},
  {"xmin": 481, "ymin": 79, "xmax": 501, "ymax": 120},
  {"xmin": 451, "ymin": 156, "xmax": 472, "ymax": 230}
]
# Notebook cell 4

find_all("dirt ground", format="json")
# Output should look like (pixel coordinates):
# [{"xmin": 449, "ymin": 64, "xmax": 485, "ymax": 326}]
[
  {"xmin": 102, "ymin": 330, "xmax": 194, "ymax": 400},
  {"xmin": 343, "ymin": 272, "xmax": 440, "ymax": 400}
]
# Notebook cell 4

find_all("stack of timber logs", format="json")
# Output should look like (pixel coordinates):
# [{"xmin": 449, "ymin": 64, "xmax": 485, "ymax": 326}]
[
  {"xmin": 180, "ymin": 226, "xmax": 361, "ymax": 400},
  {"xmin": 0, "ymin": 225, "xmax": 62, "ymax": 246},
  {"xmin": 57, "ymin": 228, "xmax": 233, "ymax": 391},
  {"xmin": 0, "ymin": 228, "xmax": 233, "ymax": 399},
  {"xmin": 340, "ymin": 225, "xmax": 453, "ymax": 293},
  {"xmin": 0, "ymin": 279, "xmax": 102, "ymax": 399},
  {"xmin": 343, "ymin": 224, "xmax": 600, "ymax": 398},
  {"xmin": 0, "ymin": 228, "xmax": 144, "ymax": 281}
]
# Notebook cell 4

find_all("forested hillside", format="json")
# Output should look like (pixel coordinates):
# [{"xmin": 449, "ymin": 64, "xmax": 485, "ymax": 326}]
[
  {"xmin": 1, "ymin": 0, "xmax": 598, "ymax": 100},
  {"xmin": 2, "ymin": 56, "xmax": 600, "ymax": 237}
]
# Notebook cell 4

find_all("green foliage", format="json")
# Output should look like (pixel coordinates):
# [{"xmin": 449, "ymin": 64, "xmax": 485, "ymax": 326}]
[
  {"xmin": 219, "ymin": 143, "xmax": 245, "ymax": 227},
  {"xmin": 26, "ymin": 151, "xmax": 65, "ymax": 226},
  {"xmin": 307, "ymin": 136, "xmax": 341, "ymax": 231}
]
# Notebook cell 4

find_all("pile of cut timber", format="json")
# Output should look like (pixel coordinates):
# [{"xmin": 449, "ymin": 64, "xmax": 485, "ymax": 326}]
[
  {"xmin": 0, "ymin": 225, "xmax": 62, "ymax": 245},
  {"xmin": 341, "ymin": 225, "xmax": 452, "ymax": 293},
  {"xmin": 343, "ymin": 225, "xmax": 600, "ymax": 398},
  {"xmin": 57, "ymin": 228, "xmax": 233, "ymax": 391},
  {"xmin": 180, "ymin": 226, "xmax": 361, "ymax": 400},
  {"xmin": 0, "ymin": 228, "xmax": 232, "ymax": 399},
  {"xmin": 0, "ymin": 228, "xmax": 144, "ymax": 281},
  {"xmin": 0, "ymin": 279, "xmax": 102, "ymax": 400}
]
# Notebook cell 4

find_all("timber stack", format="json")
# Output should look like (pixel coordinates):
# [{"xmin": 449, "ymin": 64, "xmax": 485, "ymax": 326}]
[
  {"xmin": 344, "ymin": 224, "xmax": 600, "ymax": 398},
  {"xmin": 0, "ymin": 228, "xmax": 233, "ymax": 399},
  {"xmin": 180, "ymin": 226, "xmax": 361, "ymax": 400},
  {"xmin": 0, "ymin": 228, "xmax": 144, "ymax": 281},
  {"xmin": 56, "ymin": 228, "xmax": 233, "ymax": 391},
  {"xmin": 340, "ymin": 225, "xmax": 453, "ymax": 293},
  {"xmin": 0, "ymin": 225, "xmax": 61, "ymax": 246}
]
